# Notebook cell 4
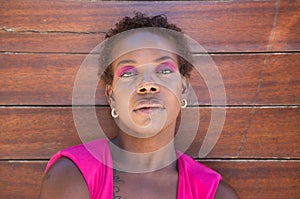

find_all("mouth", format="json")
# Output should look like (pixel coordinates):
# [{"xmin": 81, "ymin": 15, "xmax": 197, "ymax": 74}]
[{"xmin": 133, "ymin": 103, "xmax": 165, "ymax": 115}]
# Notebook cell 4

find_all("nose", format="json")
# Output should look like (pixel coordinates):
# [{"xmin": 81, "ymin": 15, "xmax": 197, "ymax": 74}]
[{"xmin": 136, "ymin": 83, "xmax": 160, "ymax": 94}]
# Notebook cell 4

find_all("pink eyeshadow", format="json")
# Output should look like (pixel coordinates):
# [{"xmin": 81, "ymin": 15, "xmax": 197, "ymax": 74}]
[
  {"xmin": 155, "ymin": 61, "xmax": 177, "ymax": 72},
  {"xmin": 116, "ymin": 65, "xmax": 137, "ymax": 77}
]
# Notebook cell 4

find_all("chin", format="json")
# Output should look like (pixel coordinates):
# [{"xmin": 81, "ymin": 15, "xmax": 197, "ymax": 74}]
[
  {"xmin": 116, "ymin": 118, "xmax": 166, "ymax": 139},
  {"xmin": 128, "ymin": 123, "xmax": 166, "ymax": 139},
  {"xmin": 116, "ymin": 110, "xmax": 176, "ymax": 139}
]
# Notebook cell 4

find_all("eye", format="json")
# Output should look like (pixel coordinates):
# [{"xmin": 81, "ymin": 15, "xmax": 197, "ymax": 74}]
[
  {"xmin": 160, "ymin": 68, "xmax": 173, "ymax": 74},
  {"xmin": 155, "ymin": 62, "xmax": 177, "ymax": 75},
  {"xmin": 117, "ymin": 66, "xmax": 138, "ymax": 78},
  {"xmin": 120, "ymin": 70, "xmax": 137, "ymax": 77}
]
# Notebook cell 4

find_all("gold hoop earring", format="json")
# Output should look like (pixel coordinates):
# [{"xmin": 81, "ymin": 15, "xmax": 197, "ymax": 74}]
[
  {"xmin": 111, "ymin": 108, "xmax": 119, "ymax": 118},
  {"xmin": 180, "ymin": 99, "xmax": 187, "ymax": 109}
]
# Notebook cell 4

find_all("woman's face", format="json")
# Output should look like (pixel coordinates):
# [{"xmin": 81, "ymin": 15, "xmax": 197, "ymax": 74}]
[{"xmin": 106, "ymin": 31, "xmax": 188, "ymax": 138}]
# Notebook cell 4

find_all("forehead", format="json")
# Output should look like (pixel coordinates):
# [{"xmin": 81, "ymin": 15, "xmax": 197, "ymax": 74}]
[
  {"xmin": 112, "ymin": 49, "xmax": 178, "ymax": 69},
  {"xmin": 111, "ymin": 30, "xmax": 178, "ymax": 61}
]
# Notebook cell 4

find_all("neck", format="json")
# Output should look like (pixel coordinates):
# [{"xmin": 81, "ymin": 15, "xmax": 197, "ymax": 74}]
[{"xmin": 109, "ymin": 123, "xmax": 177, "ymax": 173}]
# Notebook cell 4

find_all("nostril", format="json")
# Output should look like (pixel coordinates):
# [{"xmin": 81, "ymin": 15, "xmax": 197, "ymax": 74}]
[
  {"xmin": 139, "ymin": 88, "xmax": 147, "ymax": 92},
  {"xmin": 150, "ymin": 87, "xmax": 157, "ymax": 92},
  {"xmin": 136, "ymin": 84, "xmax": 160, "ymax": 94}
]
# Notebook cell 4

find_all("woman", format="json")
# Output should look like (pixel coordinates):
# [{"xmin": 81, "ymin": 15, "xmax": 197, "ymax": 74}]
[{"xmin": 39, "ymin": 13, "xmax": 238, "ymax": 199}]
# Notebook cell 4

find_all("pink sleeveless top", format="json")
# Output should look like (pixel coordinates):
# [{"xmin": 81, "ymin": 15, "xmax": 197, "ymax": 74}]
[{"xmin": 46, "ymin": 139, "xmax": 221, "ymax": 199}]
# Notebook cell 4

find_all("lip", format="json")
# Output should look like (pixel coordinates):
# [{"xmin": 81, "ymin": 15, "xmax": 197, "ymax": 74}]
[{"xmin": 133, "ymin": 100, "xmax": 165, "ymax": 114}]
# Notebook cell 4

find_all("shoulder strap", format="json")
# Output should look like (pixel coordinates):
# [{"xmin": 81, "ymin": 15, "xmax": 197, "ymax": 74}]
[{"xmin": 177, "ymin": 153, "xmax": 221, "ymax": 199}]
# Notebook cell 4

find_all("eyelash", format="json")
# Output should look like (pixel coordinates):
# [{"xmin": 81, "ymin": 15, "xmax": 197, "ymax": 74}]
[
  {"xmin": 118, "ymin": 66, "xmax": 138, "ymax": 77},
  {"xmin": 118, "ymin": 62, "xmax": 176, "ymax": 77},
  {"xmin": 120, "ymin": 70, "xmax": 136, "ymax": 77},
  {"xmin": 156, "ymin": 62, "xmax": 176, "ymax": 74},
  {"xmin": 157, "ymin": 68, "xmax": 173, "ymax": 74}
]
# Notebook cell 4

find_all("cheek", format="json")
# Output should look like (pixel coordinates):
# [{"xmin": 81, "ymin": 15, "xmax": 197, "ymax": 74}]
[
  {"xmin": 112, "ymin": 82, "xmax": 136, "ymax": 115},
  {"xmin": 168, "ymin": 90, "xmax": 182, "ymax": 111},
  {"xmin": 114, "ymin": 90, "xmax": 130, "ymax": 107},
  {"xmin": 161, "ymin": 76, "xmax": 183, "ymax": 100}
]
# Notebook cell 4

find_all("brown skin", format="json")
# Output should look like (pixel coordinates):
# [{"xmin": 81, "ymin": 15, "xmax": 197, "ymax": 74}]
[
  {"xmin": 39, "ymin": 158, "xmax": 89, "ymax": 199},
  {"xmin": 39, "ymin": 31, "xmax": 239, "ymax": 199},
  {"xmin": 107, "ymin": 32, "xmax": 184, "ymax": 147}
]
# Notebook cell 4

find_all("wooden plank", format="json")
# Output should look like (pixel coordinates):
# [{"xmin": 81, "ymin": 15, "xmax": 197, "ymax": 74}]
[
  {"xmin": 0, "ymin": 107, "xmax": 115, "ymax": 159},
  {"xmin": 1, "ymin": 160, "xmax": 299, "ymax": 199},
  {"xmin": 0, "ymin": 161, "xmax": 46, "ymax": 199},
  {"xmin": 238, "ymin": 107, "xmax": 300, "ymax": 157},
  {"xmin": 0, "ymin": 0, "xmax": 280, "ymax": 52},
  {"xmin": 183, "ymin": 107, "xmax": 300, "ymax": 158},
  {"xmin": 190, "ymin": 54, "xmax": 264, "ymax": 105},
  {"xmin": 0, "ymin": 32, "xmax": 104, "ymax": 53},
  {"xmin": 256, "ymin": 54, "xmax": 300, "ymax": 104},
  {"xmin": 272, "ymin": 0, "xmax": 300, "ymax": 51},
  {"xmin": 204, "ymin": 160, "xmax": 300, "ymax": 199},
  {"xmin": 0, "ymin": 54, "xmax": 85, "ymax": 105},
  {"xmin": 1, "ymin": 53, "xmax": 299, "ymax": 105},
  {"xmin": 1, "ymin": 107, "xmax": 299, "ymax": 159}
]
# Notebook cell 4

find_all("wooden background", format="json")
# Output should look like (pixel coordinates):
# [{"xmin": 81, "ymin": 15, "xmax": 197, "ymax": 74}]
[{"xmin": 0, "ymin": 0, "xmax": 299, "ymax": 198}]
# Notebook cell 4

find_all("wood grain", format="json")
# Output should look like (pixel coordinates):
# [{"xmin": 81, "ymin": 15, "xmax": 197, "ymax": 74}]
[
  {"xmin": 255, "ymin": 53, "xmax": 300, "ymax": 104},
  {"xmin": 1, "ymin": 1, "xmax": 299, "ymax": 198},
  {"xmin": 238, "ymin": 107, "xmax": 300, "ymax": 157},
  {"xmin": 1, "ymin": 0, "xmax": 294, "ymax": 52},
  {"xmin": 0, "ymin": 53, "xmax": 84, "ymax": 105},
  {"xmin": 1, "ymin": 53, "xmax": 299, "ymax": 105},
  {"xmin": 1, "ymin": 107, "xmax": 299, "ymax": 159},
  {"xmin": 0, "ymin": 161, "xmax": 46, "ymax": 199},
  {"xmin": 204, "ymin": 160, "xmax": 300, "ymax": 199},
  {"xmin": 0, "ymin": 32, "xmax": 104, "ymax": 53},
  {"xmin": 272, "ymin": 0, "xmax": 300, "ymax": 51},
  {"xmin": 1, "ymin": 160, "xmax": 299, "ymax": 199}
]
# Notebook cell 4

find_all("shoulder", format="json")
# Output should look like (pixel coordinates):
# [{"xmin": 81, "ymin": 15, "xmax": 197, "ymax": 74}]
[
  {"xmin": 39, "ymin": 157, "xmax": 90, "ymax": 199},
  {"xmin": 214, "ymin": 181, "xmax": 239, "ymax": 199}
]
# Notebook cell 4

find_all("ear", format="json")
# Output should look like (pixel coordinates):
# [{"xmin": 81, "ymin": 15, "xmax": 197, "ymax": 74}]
[
  {"xmin": 181, "ymin": 76, "xmax": 190, "ymax": 99},
  {"xmin": 105, "ymin": 84, "xmax": 115, "ymax": 107}
]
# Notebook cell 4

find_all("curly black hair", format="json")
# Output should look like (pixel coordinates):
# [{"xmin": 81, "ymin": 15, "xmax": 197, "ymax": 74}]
[{"xmin": 99, "ymin": 12, "xmax": 193, "ymax": 85}]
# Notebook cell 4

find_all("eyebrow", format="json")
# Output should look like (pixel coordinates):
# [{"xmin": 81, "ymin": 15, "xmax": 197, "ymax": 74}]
[
  {"xmin": 154, "ymin": 56, "xmax": 176, "ymax": 62},
  {"xmin": 116, "ymin": 56, "xmax": 175, "ymax": 68},
  {"xmin": 116, "ymin": 59, "xmax": 136, "ymax": 68}
]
